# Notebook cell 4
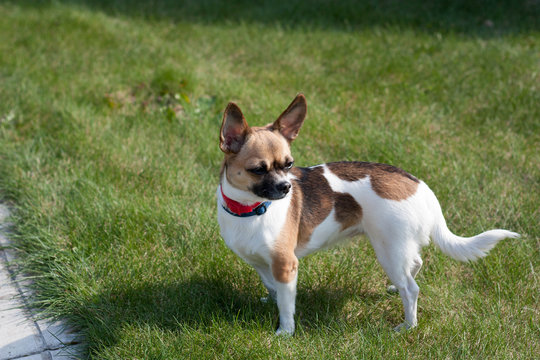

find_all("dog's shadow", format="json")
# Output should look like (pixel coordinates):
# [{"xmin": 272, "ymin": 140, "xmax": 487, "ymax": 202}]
[{"xmin": 81, "ymin": 273, "xmax": 390, "ymax": 348}]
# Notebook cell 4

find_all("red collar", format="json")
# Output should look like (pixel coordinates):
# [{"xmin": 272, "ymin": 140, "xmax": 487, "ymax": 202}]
[{"xmin": 220, "ymin": 186, "xmax": 269, "ymax": 217}]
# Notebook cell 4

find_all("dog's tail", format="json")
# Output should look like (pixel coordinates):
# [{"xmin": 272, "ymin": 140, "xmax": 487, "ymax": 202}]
[{"xmin": 427, "ymin": 189, "xmax": 520, "ymax": 262}]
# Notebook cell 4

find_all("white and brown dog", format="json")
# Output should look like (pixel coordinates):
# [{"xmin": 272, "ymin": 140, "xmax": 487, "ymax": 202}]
[{"xmin": 216, "ymin": 94, "xmax": 519, "ymax": 335}]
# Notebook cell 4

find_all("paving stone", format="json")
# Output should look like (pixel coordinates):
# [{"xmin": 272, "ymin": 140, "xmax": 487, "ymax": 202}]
[
  {"xmin": 0, "ymin": 268, "xmax": 17, "ymax": 301},
  {"xmin": 37, "ymin": 320, "xmax": 79, "ymax": 350},
  {"xmin": 0, "ymin": 306, "xmax": 45, "ymax": 360},
  {"xmin": 0, "ymin": 205, "xmax": 82, "ymax": 360},
  {"xmin": 50, "ymin": 344, "xmax": 84, "ymax": 359},
  {"xmin": 9, "ymin": 353, "xmax": 50, "ymax": 360},
  {"xmin": 0, "ymin": 263, "xmax": 44, "ymax": 360}
]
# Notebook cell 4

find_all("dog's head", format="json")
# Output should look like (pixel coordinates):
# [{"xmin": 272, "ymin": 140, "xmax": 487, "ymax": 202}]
[{"xmin": 219, "ymin": 94, "xmax": 307, "ymax": 201}]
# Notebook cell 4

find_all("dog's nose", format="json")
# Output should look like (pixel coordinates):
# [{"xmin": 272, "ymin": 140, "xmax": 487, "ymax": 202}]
[{"xmin": 277, "ymin": 182, "xmax": 291, "ymax": 194}]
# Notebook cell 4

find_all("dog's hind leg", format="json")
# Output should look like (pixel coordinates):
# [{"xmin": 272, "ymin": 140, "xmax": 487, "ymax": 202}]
[
  {"xmin": 393, "ymin": 275, "xmax": 420, "ymax": 332},
  {"xmin": 371, "ymin": 239, "xmax": 421, "ymax": 331},
  {"xmin": 410, "ymin": 255, "xmax": 423, "ymax": 278},
  {"xmin": 387, "ymin": 255, "xmax": 422, "ymax": 294}
]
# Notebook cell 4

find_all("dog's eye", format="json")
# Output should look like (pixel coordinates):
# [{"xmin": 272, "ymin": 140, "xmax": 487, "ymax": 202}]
[
  {"xmin": 284, "ymin": 161, "xmax": 294, "ymax": 170},
  {"xmin": 248, "ymin": 166, "xmax": 267, "ymax": 175}
]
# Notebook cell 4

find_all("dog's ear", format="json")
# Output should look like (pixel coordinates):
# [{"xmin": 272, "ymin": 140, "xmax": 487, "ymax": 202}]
[
  {"xmin": 220, "ymin": 102, "xmax": 250, "ymax": 153},
  {"xmin": 273, "ymin": 94, "xmax": 307, "ymax": 142}
]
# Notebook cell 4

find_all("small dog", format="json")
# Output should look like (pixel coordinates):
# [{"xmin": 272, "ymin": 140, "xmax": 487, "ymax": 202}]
[{"xmin": 216, "ymin": 94, "xmax": 519, "ymax": 335}]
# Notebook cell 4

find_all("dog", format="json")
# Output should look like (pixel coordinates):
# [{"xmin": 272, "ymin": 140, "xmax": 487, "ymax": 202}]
[{"xmin": 216, "ymin": 94, "xmax": 519, "ymax": 335}]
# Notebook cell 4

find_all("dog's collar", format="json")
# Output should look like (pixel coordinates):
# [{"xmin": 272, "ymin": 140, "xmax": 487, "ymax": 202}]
[{"xmin": 220, "ymin": 186, "xmax": 271, "ymax": 217}]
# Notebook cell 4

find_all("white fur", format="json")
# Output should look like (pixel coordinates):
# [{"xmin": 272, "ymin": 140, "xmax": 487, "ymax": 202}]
[
  {"xmin": 217, "ymin": 164, "xmax": 519, "ymax": 334},
  {"xmin": 274, "ymin": 275, "xmax": 297, "ymax": 336},
  {"xmin": 217, "ymin": 174, "xmax": 292, "ymax": 268}
]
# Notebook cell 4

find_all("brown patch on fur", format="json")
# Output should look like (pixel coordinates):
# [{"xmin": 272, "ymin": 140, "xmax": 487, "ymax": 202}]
[
  {"xmin": 271, "ymin": 251, "xmax": 299, "ymax": 283},
  {"xmin": 292, "ymin": 166, "xmax": 335, "ymax": 247},
  {"xmin": 327, "ymin": 161, "xmax": 419, "ymax": 201},
  {"xmin": 271, "ymin": 166, "xmax": 335, "ymax": 283},
  {"xmin": 271, "ymin": 190, "xmax": 300, "ymax": 284},
  {"xmin": 334, "ymin": 193, "xmax": 363, "ymax": 230}
]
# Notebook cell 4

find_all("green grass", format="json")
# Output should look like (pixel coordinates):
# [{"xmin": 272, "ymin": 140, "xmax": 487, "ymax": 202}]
[{"xmin": 0, "ymin": 0, "xmax": 539, "ymax": 358}]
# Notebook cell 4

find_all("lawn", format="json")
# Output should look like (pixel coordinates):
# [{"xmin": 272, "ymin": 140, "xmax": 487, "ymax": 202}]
[{"xmin": 0, "ymin": 0, "xmax": 539, "ymax": 358}]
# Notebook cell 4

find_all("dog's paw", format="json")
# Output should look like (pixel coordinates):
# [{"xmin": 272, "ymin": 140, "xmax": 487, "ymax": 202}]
[
  {"xmin": 275, "ymin": 327, "xmax": 294, "ymax": 336},
  {"xmin": 387, "ymin": 285, "xmax": 398, "ymax": 294},
  {"xmin": 393, "ymin": 322, "xmax": 416, "ymax": 332},
  {"xmin": 261, "ymin": 290, "xmax": 276, "ymax": 304}
]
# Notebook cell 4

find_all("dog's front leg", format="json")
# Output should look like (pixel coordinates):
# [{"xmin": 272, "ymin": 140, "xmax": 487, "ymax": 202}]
[
  {"xmin": 272, "ymin": 254, "xmax": 299, "ymax": 336},
  {"xmin": 275, "ymin": 274, "xmax": 298, "ymax": 336},
  {"xmin": 253, "ymin": 264, "xmax": 277, "ymax": 303}
]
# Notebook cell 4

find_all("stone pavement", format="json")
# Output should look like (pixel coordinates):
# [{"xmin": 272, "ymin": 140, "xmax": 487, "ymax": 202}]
[{"xmin": 0, "ymin": 204, "xmax": 82, "ymax": 360}]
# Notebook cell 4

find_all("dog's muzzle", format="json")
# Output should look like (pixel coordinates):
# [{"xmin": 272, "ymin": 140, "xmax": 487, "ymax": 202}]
[{"xmin": 252, "ymin": 180, "xmax": 291, "ymax": 200}]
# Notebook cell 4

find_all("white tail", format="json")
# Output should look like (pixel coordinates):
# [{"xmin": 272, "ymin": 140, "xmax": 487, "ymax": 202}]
[
  {"xmin": 431, "ymin": 218, "xmax": 520, "ymax": 262},
  {"xmin": 425, "ymin": 186, "xmax": 520, "ymax": 262}
]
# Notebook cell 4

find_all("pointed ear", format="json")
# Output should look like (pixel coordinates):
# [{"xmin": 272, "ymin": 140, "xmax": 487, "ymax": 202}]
[
  {"xmin": 220, "ymin": 102, "xmax": 250, "ymax": 153},
  {"xmin": 272, "ymin": 94, "xmax": 307, "ymax": 142}
]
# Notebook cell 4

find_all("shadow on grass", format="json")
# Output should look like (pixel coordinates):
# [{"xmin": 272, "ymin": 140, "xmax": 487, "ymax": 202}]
[
  {"xmin": 12, "ymin": 0, "xmax": 540, "ymax": 37},
  {"xmin": 81, "ymin": 274, "xmax": 389, "ymax": 350}
]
